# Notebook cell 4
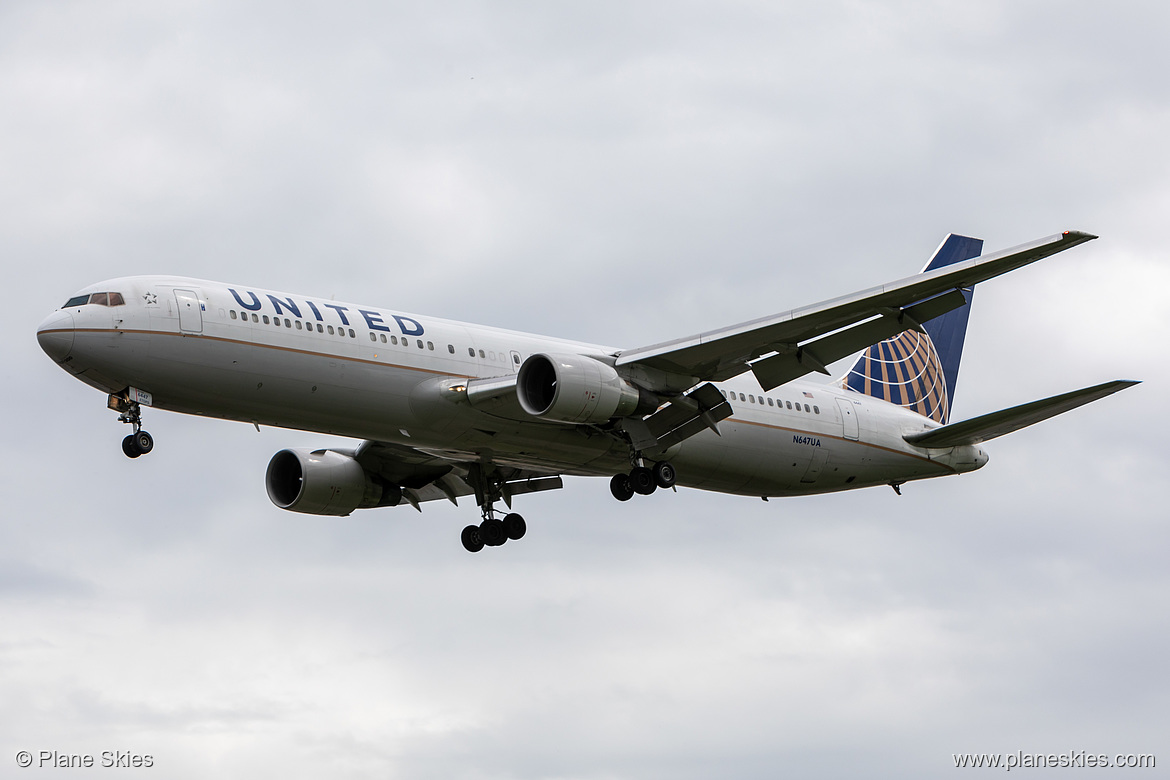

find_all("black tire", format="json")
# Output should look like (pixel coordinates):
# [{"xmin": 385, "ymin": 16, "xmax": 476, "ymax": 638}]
[
  {"xmin": 122, "ymin": 435, "xmax": 142, "ymax": 459},
  {"xmin": 134, "ymin": 430, "xmax": 154, "ymax": 455},
  {"xmin": 610, "ymin": 473, "xmax": 634, "ymax": 501},
  {"xmin": 653, "ymin": 461, "xmax": 677, "ymax": 489},
  {"xmin": 481, "ymin": 517, "xmax": 507, "ymax": 547},
  {"xmin": 630, "ymin": 466, "xmax": 657, "ymax": 495},
  {"xmin": 503, "ymin": 513, "xmax": 527, "ymax": 540},
  {"xmin": 461, "ymin": 524, "xmax": 485, "ymax": 553}
]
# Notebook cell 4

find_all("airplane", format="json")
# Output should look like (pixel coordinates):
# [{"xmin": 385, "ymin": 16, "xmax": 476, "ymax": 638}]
[{"xmin": 36, "ymin": 230, "xmax": 1137, "ymax": 552}]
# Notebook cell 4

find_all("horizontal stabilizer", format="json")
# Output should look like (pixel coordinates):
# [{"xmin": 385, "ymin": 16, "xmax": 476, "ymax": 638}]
[{"xmin": 903, "ymin": 380, "xmax": 1139, "ymax": 448}]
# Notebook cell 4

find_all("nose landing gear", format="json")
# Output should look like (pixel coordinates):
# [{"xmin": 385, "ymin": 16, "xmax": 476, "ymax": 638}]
[
  {"xmin": 121, "ymin": 430, "xmax": 154, "ymax": 458},
  {"xmin": 109, "ymin": 392, "xmax": 154, "ymax": 459}
]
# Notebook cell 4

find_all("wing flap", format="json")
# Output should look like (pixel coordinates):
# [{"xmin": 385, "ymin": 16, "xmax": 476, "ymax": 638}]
[
  {"xmin": 903, "ymin": 380, "xmax": 1138, "ymax": 448},
  {"xmin": 618, "ymin": 381, "xmax": 733, "ymax": 451},
  {"xmin": 749, "ymin": 289, "xmax": 969, "ymax": 391},
  {"xmin": 353, "ymin": 440, "xmax": 563, "ymax": 511}
]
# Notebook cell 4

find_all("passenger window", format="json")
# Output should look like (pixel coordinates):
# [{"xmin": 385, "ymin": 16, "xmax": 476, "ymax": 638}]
[
  {"xmin": 252, "ymin": 313, "xmax": 259, "ymax": 323},
  {"xmin": 348, "ymin": 328, "xmax": 355, "ymax": 338},
  {"xmin": 417, "ymin": 339, "xmax": 424, "ymax": 349},
  {"xmin": 316, "ymin": 323, "xmax": 323, "ymax": 333},
  {"xmin": 804, "ymin": 404, "xmax": 811, "ymax": 412},
  {"xmin": 489, "ymin": 351, "xmax": 497, "ymax": 361},
  {"xmin": 230, "ymin": 310, "xmax": 237, "ymax": 320},
  {"xmin": 381, "ymin": 334, "xmax": 387, "ymax": 343},
  {"xmin": 285, "ymin": 319, "xmax": 291, "ymax": 327},
  {"xmin": 748, "ymin": 395, "xmax": 755, "ymax": 403},
  {"xmin": 767, "ymin": 398, "xmax": 774, "ymax": 406},
  {"xmin": 391, "ymin": 335, "xmax": 398, "ymax": 345},
  {"xmin": 468, "ymin": 347, "xmax": 475, "ymax": 357},
  {"xmin": 448, "ymin": 344, "xmax": 455, "ymax": 354},
  {"xmin": 295, "ymin": 320, "xmax": 303, "ymax": 330},
  {"xmin": 479, "ymin": 349, "xmax": 485, "ymax": 358},
  {"xmin": 739, "ymin": 393, "xmax": 746, "ymax": 401},
  {"xmin": 108, "ymin": 292, "xmax": 125, "ymax": 306},
  {"xmin": 513, "ymin": 353, "xmax": 521, "ymax": 364},
  {"xmin": 786, "ymin": 401, "xmax": 792, "ymax": 409},
  {"xmin": 263, "ymin": 315, "xmax": 270, "ymax": 325},
  {"xmin": 427, "ymin": 341, "xmax": 434, "ymax": 351},
  {"xmin": 327, "ymin": 325, "xmax": 334, "ymax": 335},
  {"xmin": 369, "ymin": 333, "xmax": 376, "ymax": 341}
]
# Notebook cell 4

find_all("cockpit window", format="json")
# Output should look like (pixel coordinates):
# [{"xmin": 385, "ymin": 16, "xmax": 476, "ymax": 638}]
[{"xmin": 63, "ymin": 292, "xmax": 127, "ymax": 308}]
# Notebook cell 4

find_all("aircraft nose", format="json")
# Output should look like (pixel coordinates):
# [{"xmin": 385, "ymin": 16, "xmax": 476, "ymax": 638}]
[{"xmin": 37, "ymin": 310, "xmax": 75, "ymax": 362}]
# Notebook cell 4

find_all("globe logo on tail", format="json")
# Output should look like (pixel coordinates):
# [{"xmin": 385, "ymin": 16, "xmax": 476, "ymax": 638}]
[{"xmin": 842, "ymin": 328, "xmax": 950, "ymax": 424}]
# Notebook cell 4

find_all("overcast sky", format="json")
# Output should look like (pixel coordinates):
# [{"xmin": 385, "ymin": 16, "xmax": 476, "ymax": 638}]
[{"xmin": 3, "ymin": 2, "xmax": 1168, "ymax": 778}]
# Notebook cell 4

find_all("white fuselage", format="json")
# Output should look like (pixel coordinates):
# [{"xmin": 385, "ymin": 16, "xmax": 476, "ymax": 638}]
[{"xmin": 37, "ymin": 276, "xmax": 988, "ymax": 499}]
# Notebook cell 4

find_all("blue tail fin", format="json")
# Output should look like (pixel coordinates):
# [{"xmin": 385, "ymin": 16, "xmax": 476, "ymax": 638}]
[{"xmin": 841, "ymin": 234, "xmax": 982, "ymax": 423}]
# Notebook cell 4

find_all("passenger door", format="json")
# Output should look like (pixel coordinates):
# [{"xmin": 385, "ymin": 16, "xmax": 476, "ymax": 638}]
[
  {"xmin": 174, "ymin": 288, "xmax": 203, "ymax": 333},
  {"xmin": 836, "ymin": 397, "xmax": 860, "ymax": 441}
]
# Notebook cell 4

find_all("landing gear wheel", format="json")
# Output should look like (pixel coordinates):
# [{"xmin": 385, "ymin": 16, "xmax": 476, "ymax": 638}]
[
  {"xmin": 503, "ymin": 513, "xmax": 527, "ymax": 540},
  {"xmin": 481, "ymin": 517, "xmax": 507, "ymax": 547},
  {"xmin": 122, "ymin": 435, "xmax": 142, "ymax": 459},
  {"xmin": 610, "ymin": 473, "xmax": 635, "ymax": 502},
  {"xmin": 133, "ymin": 430, "xmax": 154, "ymax": 455},
  {"xmin": 653, "ymin": 461, "xmax": 676, "ymax": 489},
  {"xmin": 630, "ymin": 466, "xmax": 657, "ymax": 495},
  {"xmin": 461, "ymin": 524, "xmax": 485, "ymax": 553}
]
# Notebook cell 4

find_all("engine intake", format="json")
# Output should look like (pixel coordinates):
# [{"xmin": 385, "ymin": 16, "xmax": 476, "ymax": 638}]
[
  {"xmin": 517, "ymin": 353, "xmax": 642, "ymax": 424},
  {"xmin": 265, "ymin": 449, "xmax": 400, "ymax": 516}
]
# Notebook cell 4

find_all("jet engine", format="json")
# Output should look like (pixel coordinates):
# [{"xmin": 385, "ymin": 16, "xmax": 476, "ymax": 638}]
[
  {"xmin": 265, "ymin": 448, "xmax": 401, "ymax": 516},
  {"xmin": 516, "ymin": 353, "xmax": 645, "ymax": 424}
]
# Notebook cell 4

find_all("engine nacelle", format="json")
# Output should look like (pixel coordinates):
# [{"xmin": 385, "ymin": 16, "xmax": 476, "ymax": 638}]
[
  {"xmin": 517, "ymin": 352, "xmax": 642, "ymax": 424},
  {"xmin": 265, "ymin": 449, "xmax": 400, "ymax": 516}
]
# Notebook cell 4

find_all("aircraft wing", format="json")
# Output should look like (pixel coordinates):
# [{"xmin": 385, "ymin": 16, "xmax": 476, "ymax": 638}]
[
  {"xmin": 903, "ymin": 380, "xmax": 1139, "ymax": 448},
  {"xmin": 616, "ymin": 231, "xmax": 1096, "ymax": 391},
  {"xmin": 347, "ymin": 440, "xmax": 562, "ymax": 511}
]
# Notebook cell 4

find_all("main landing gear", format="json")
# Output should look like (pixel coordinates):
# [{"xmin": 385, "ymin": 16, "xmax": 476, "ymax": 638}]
[
  {"xmin": 109, "ymin": 393, "xmax": 154, "ymax": 459},
  {"xmin": 609, "ymin": 460, "xmax": 676, "ymax": 501},
  {"xmin": 461, "ymin": 462, "xmax": 527, "ymax": 553},
  {"xmin": 461, "ymin": 510, "xmax": 527, "ymax": 554}
]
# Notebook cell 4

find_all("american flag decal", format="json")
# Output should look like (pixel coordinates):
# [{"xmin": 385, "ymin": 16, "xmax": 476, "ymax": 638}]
[{"xmin": 841, "ymin": 329, "xmax": 950, "ymax": 423}]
